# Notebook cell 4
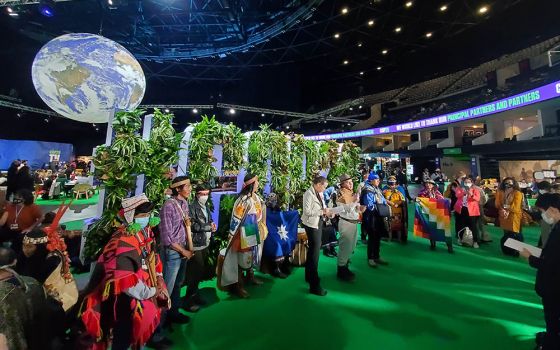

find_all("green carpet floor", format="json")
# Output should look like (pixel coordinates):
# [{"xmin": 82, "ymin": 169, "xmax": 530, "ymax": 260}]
[
  {"xmin": 157, "ymin": 221, "xmax": 543, "ymax": 350},
  {"xmin": 35, "ymin": 193, "xmax": 99, "ymax": 206}
]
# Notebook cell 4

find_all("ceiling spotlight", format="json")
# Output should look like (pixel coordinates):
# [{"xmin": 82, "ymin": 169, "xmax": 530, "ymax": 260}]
[
  {"xmin": 520, "ymin": 117, "xmax": 524, "ymax": 120},
  {"xmin": 359, "ymin": 105, "xmax": 363, "ymax": 109},
  {"xmin": 425, "ymin": 32, "xmax": 433, "ymax": 38},
  {"xmin": 334, "ymin": 33, "xmax": 340, "ymax": 39},
  {"xmin": 367, "ymin": 19, "xmax": 375, "ymax": 26},
  {"xmin": 377, "ymin": 66, "xmax": 382, "ymax": 71},
  {"xmin": 357, "ymin": 42, "xmax": 363, "ymax": 47},
  {"xmin": 382, "ymin": 49, "xmax": 388, "ymax": 55},
  {"xmin": 347, "ymin": 123, "xmax": 352, "ymax": 126},
  {"xmin": 164, "ymin": 108, "xmax": 170, "ymax": 113},
  {"xmin": 192, "ymin": 108, "xmax": 198, "ymax": 114},
  {"xmin": 261, "ymin": 113, "xmax": 265, "ymax": 117},
  {"xmin": 405, "ymin": 1, "xmax": 413, "ymax": 8},
  {"xmin": 439, "ymin": 5, "xmax": 448, "ymax": 11},
  {"xmin": 16, "ymin": 112, "xmax": 21, "ymax": 118},
  {"xmin": 286, "ymin": 125, "xmax": 290, "ymax": 129},
  {"xmin": 478, "ymin": 6, "xmax": 488, "ymax": 14},
  {"xmin": 229, "ymin": 108, "xmax": 236, "ymax": 115},
  {"xmin": 108, "ymin": 0, "xmax": 113, "ymax": 4},
  {"xmin": 395, "ymin": 27, "xmax": 402, "ymax": 33},
  {"xmin": 359, "ymin": 71, "xmax": 364, "ymax": 75},
  {"xmin": 39, "ymin": 0, "xmax": 55, "ymax": 17},
  {"xmin": 6, "ymin": 7, "xmax": 13, "ymax": 13},
  {"xmin": 341, "ymin": 7, "xmax": 349, "ymax": 14},
  {"xmin": 343, "ymin": 60, "xmax": 349, "ymax": 65},
  {"xmin": 349, "ymin": 107, "xmax": 353, "ymax": 111}
]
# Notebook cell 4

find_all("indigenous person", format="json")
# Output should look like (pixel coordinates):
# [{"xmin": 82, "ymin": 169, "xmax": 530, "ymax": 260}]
[
  {"xmin": 219, "ymin": 174, "xmax": 267, "ymax": 298},
  {"xmin": 302, "ymin": 176, "xmax": 332, "ymax": 296},
  {"xmin": 495, "ymin": 177, "xmax": 524, "ymax": 256},
  {"xmin": 520, "ymin": 193, "xmax": 560, "ymax": 350},
  {"xmin": 0, "ymin": 247, "xmax": 50, "ymax": 350},
  {"xmin": 335, "ymin": 174, "xmax": 364, "ymax": 281},
  {"xmin": 81, "ymin": 194, "xmax": 169, "ymax": 350},
  {"xmin": 184, "ymin": 183, "xmax": 216, "ymax": 311},
  {"xmin": 151, "ymin": 177, "xmax": 193, "ymax": 347},
  {"xmin": 383, "ymin": 176, "xmax": 407, "ymax": 243},
  {"xmin": 0, "ymin": 189, "xmax": 43, "ymax": 253},
  {"xmin": 360, "ymin": 173, "xmax": 389, "ymax": 268},
  {"xmin": 418, "ymin": 179, "xmax": 453, "ymax": 253},
  {"xmin": 454, "ymin": 175, "xmax": 481, "ymax": 248},
  {"xmin": 263, "ymin": 193, "xmax": 293, "ymax": 279}
]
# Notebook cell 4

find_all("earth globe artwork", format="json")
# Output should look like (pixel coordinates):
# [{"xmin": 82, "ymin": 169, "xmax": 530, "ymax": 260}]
[{"xmin": 31, "ymin": 33, "xmax": 146, "ymax": 123}]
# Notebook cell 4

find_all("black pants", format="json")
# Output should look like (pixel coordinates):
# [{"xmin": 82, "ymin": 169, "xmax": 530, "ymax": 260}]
[
  {"xmin": 457, "ymin": 207, "xmax": 480, "ymax": 243},
  {"xmin": 111, "ymin": 295, "xmax": 133, "ymax": 350},
  {"xmin": 364, "ymin": 214, "xmax": 387, "ymax": 260},
  {"xmin": 304, "ymin": 221, "xmax": 323, "ymax": 289},
  {"xmin": 542, "ymin": 296, "xmax": 560, "ymax": 350},
  {"xmin": 185, "ymin": 246, "xmax": 208, "ymax": 297},
  {"xmin": 500, "ymin": 231, "xmax": 524, "ymax": 256}
]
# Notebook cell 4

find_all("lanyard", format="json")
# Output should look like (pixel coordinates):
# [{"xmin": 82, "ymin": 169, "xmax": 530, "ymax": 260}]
[{"xmin": 14, "ymin": 205, "xmax": 23, "ymax": 224}]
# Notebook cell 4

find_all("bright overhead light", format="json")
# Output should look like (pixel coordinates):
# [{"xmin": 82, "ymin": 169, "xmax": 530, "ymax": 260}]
[
  {"xmin": 395, "ymin": 27, "xmax": 402, "ymax": 33},
  {"xmin": 359, "ymin": 71, "xmax": 364, "ymax": 75},
  {"xmin": 334, "ymin": 33, "xmax": 340, "ymax": 39},
  {"xmin": 343, "ymin": 60, "xmax": 349, "ymax": 65},
  {"xmin": 425, "ymin": 32, "xmax": 433, "ymax": 38},
  {"xmin": 478, "ymin": 6, "xmax": 488, "ymax": 14},
  {"xmin": 377, "ymin": 66, "xmax": 382, "ymax": 71},
  {"xmin": 6, "ymin": 7, "xmax": 13, "ymax": 13},
  {"xmin": 286, "ymin": 125, "xmax": 290, "ymax": 129},
  {"xmin": 520, "ymin": 117, "xmax": 524, "ymax": 120},
  {"xmin": 367, "ymin": 19, "xmax": 375, "ymax": 26},
  {"xmin": 382, "ymin": 49, "xmax": 388, "ymax": 54},
  {"xmin": 229, "ymin": 108, "xmax": 235, "ymax": 114},
  {"xmin": 359, "ymin": 105, "xmax": 363, "ymax": 109},
  {"xmin": 164, "ymin": 108, "xmax": 170, "ymax": 113},
  {"xmin": 108, "ymin": 0, "xmax": 113, "ymax": 5},
  {"xmin": 357, "ymin": 42, "xmax": 362, "ymax": 47},
  {"xmin": 261, "ymin": 113, "xmax": 265, "ymax": 117},
  {"xmin": 8, "ymin": 12, "xmax": 18, "ymax": 16},
  {"xmin": 192, "ymin": 108, "xmax": 198, "ymax": 114},
  {"xmin": 405, "ymin": 1, "xmax": 413, "ymax": 8},
  {"xmin": 440, "ymin": 5, "xmax": 448, "ymax": 12},
  {"xmin": 341, "ymin": 7, "xmax": 349, "ymax": 14},
  {"xmin": 349, "ymin": 107, "xmax": 353, "ymax": 111}
]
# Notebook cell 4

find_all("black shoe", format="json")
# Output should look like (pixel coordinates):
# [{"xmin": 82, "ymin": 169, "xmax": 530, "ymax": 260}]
[
  {"xmin": 447, "ymin": 245, "xmax": 454, "ymax": 254},
  {"xmin": 374, "ymin": 258, "xmax": 388, "ymax": 266},
  {"xmin": 280, "ymin": 259, "xmax": 293, "ymax": 275},
  {"xmin": 147, "ymin": 337, "xmax": 173, "ymax": 350},
  {"xmin": 329, "ymin": 246, "xmax": 338, "ymax": 257},
  {"xmin": 271, "ymin": 267, "xmax": 288, "ymax": 279},
  {"xmin": 323, "ymin": 248, "xmax": 334, "ymax": 258},
  {"xmin": 182, "ymin": 303, "xmax": 201, "ymax": 313},
  {"xmin": 309, "ymin": 286, "xmax": 327, "ymax": 296},
  {"xmin": 192, "ymin": 293, "xmax": 207, "ymax": 306},
  {"xmin": 337, "ymin": 266, "xmax": 355, "ymax": 282},
  {"xmin": 168, "ymin": 313, "xmax": 191, "ymax": 324}
]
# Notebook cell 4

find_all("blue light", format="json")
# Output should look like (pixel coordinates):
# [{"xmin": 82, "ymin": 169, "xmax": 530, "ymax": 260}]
[{"xmin": 39, "ymin": 4, "xmax": 54, "ymax": 17}]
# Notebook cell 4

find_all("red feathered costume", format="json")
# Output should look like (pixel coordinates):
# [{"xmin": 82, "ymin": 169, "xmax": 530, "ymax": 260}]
[{"xmin": 80, "ymin": 224, "xmax": 164, "ymax": 350}]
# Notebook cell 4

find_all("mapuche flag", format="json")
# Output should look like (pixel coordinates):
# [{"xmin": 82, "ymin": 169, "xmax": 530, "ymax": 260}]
[{"xmin": 263, "ymin": 210, "xmax": 299, "ymax": 259}]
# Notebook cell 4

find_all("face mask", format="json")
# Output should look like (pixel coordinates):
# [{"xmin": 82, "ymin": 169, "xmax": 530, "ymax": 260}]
[
  {"xmin": 542, "ymin": 211, "xmax": 556, "ymax": 225},
  {"xmin": 13, "ymin": 198, "xmax": 22, "ymax": 204},
  {"xmin": 539, "ymin": 190, "xmax": 547, "ymax": 194},
  {"xmin": 134, "ymin": 217, "xmax": 150, "ymax": 229},
  {"xmin": 198, "ymin": 195, "xmax": 209, "ymax": 205},
  {"xmin": 464, "ymin": 182, "xmax": 472, "ymax": 188},
  {"xmin": 505, "ymin": 183, "xmax": 513, "ymax": 188}
]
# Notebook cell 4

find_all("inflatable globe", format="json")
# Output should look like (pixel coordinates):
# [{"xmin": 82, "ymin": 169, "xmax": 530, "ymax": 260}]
[{"xmin": 32, "ymin": 33, "xmax": 146, "ymax": 123}]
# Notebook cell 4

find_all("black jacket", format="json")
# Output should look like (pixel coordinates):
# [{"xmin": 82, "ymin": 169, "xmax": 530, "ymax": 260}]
[
  {"xmin": 189, "ymin": 200, "xmax": 213, "ymax": 247},
  {"xmin": 529, "ymin": 223, "xmax": 560, "ymax": 297}
]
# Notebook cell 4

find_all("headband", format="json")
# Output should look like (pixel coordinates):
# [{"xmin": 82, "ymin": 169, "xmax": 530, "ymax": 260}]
[
  {"xmin": 243, "ymin": 176, "xmax": 257, "ymax": 189},
  {"xmin": 170, "ymin": 179, "xmax": 191, "ymax": 189},
  {"xmin": 23, "ymin": 235, "xmax": 48, "ymax": 245}
]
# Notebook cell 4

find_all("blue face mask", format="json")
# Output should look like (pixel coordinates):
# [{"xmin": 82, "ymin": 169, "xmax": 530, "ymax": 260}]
[{"xmin": 134, "ymin": 217, "xmax": 150, "ymax": 229}]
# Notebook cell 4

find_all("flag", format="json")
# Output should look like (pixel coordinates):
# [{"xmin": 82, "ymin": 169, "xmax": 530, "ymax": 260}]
[
  {"xmin": 263, "ymin": 210, "xmax": 299, "ymax": 259},
  {"xmin": 414, "ymin": 197, "xmax": 451, "ymax": 242}
]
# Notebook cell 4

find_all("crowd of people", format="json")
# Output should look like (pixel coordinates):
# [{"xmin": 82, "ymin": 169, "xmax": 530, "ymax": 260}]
[{"xmin": 0, "ymin": 165, "xmax": 559, "ymax": 350}]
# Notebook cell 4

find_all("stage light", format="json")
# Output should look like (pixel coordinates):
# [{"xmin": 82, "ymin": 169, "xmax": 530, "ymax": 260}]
[
  {"xmin": 192, "ymin": 108, "xmax": 198, "ymax": 114},
  {"xmin": 440, "ymin": 5, "xmax": 448, "ymax": 12},
  {"xmin": 334, "ymin": 33, "xmax": 340, "ymax": 39},
  {"xmin": 39, "ymin": 1, "xmax": 55, "ymax": 17},
  {"xmin": 377, "ymin": 66, "xmax": 382, "ymax": 70},
  {"xmin": 478, "ymin": 6, "xmax": 488, "ymax": 14},
  {"xmin": 164, "ymin": 108, "xmax": 170, "ymax": 113},
  {"xmin": 343, "ymin": 60, "xmax": 349, "ymax": 65},
  {"xmin": 395, "ymin": 27, "xmax": 402, "ymax": 33},
  {"xmin": 347, "ymin": 123, "xmax": 352, "ymax": 126},
  {"xmin": 229, "ymin": 108, "xmax": 235, "ymax": 114},
  {"xmin": 108, "ymin": 0, "xmax": 113, "ymax": 4},
  {"xmin": 286, "ymin": 125, "xmax": 290, "ymax": 129},
  {"xmin": 349, "ymin": 107, "xmax": 353, "ymax": 111},
  {"xmin": 261, "ymin": 113, "xmax": 265, "ymax": 117},
  {"xmin": 367, "ymin": 19, "xmax": 375, "ymax": 26},
  {"xmin": 382, "ymin": 49, "xmax": 388, "ymax": 54},
  {"xmin": 405, "ymin": 2, "xmax": 413, "ymax": 8},
  {"xmin": 359, "ymin": 71, "xmax": 364, "ymax": 75},
  {"xmin": 341, "ymin": 7, "xmax": 348, "ymax": 14},
  {"xmin": 6, "ymin": 7, "xmax": 13, "ymax": 13},
  {"xmin": 359, "ymin": 105, "xmax": 363, "ymax": 109},
  {"xmin": 426, "ymin": 32, "xmax": 433, "ymax": 38},
  {"xmin": 357, "ymin": 42, "xmax": 363, "ymax": 47}
]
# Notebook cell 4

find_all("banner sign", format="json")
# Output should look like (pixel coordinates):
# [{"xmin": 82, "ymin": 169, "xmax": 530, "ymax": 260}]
[{"xmin": 305, "ymin": 80, "xmax": 560, "ymax": 141}]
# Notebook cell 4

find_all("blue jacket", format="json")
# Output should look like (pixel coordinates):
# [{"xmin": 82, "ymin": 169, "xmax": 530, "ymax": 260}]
[{"xmin": 360, "ymin": 183, "xmax": 386, "ymax": 212}]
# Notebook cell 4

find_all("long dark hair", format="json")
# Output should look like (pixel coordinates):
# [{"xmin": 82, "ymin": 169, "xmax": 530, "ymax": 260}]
[
  {"xmin": 17, "ymin": 189, "xmax": 34, "ymax": 206},
  {"xmin": 238, "ymin": 173, "xmax": 257, "ymax": 199},
  {"xmin": 499, "ymin": 177, "xmax": 520, "ymax": 191}
]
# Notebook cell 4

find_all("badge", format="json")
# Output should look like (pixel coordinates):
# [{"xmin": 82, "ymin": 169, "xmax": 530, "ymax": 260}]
[
  {"xmin": 141, "ymin": 259, "xmax": 148, "ymax": 270},
  {"xmin": 10, "ymin": 224, "xmax": 19, "ymax": 230}
]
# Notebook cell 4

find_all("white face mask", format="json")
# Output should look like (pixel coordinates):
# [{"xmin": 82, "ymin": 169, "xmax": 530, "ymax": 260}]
[
  {"xmin": 198, "ymin": 195, "xmax": 209, "ymax": 205},
  {"xmin": 539, "ymin": 190, "xmax": 547, "ymax": 195},
  {"xmin": 464, "ymin": 182, "xmax": 472, "ymax": 188},
  {"xmin": 542, "ymin": 211, "xmax": 556, "ymax": 225}
]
